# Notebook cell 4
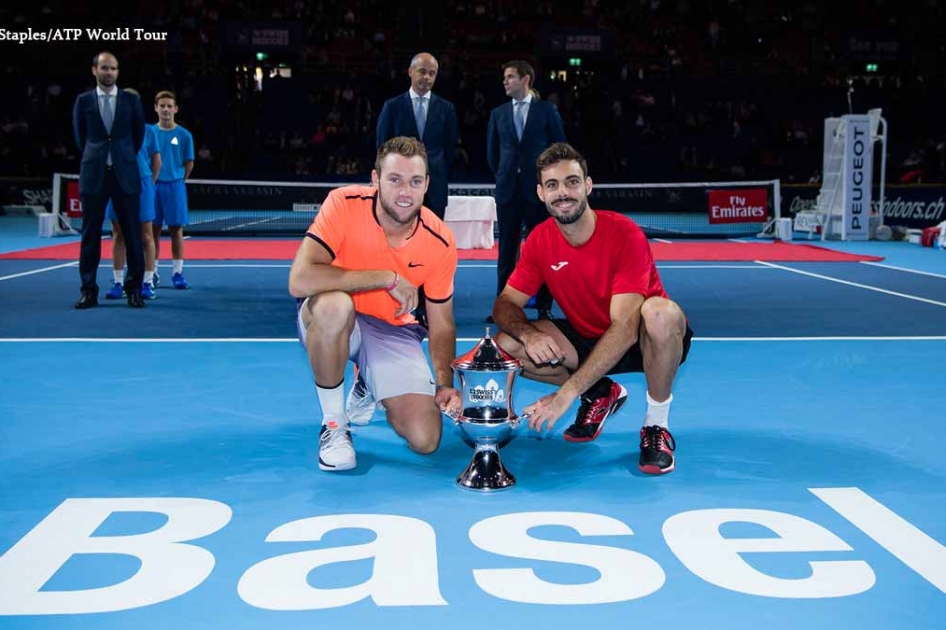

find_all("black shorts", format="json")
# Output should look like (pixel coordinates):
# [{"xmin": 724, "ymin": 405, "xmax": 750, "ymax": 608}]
[{"xmin": 550, "ymin": 319, "xmax": 694, "ymax": 374}]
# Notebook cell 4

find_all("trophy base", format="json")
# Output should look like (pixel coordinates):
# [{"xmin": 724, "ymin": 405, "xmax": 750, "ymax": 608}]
[{"xmin": 456, "ymin": 445, "xmax": 516, "ymax": 491}]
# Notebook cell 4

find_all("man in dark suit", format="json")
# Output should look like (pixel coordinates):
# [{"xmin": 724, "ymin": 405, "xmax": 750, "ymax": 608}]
[
  {"xmin": 72, "ymin": 51, "xmax": 147, "ymax": 308},
  {"xmin": 376, "ymin": 52, "xmax": 458, "ymax": 220},
  {"xmin": 487, "ymin": 60, "xmax": 567, "ymax": 322}
]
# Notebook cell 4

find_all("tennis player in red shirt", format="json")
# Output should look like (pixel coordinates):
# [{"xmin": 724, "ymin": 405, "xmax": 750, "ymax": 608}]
[{"xmin": 492, "ymin": 142, "xmax": 693, "ymax": 474}]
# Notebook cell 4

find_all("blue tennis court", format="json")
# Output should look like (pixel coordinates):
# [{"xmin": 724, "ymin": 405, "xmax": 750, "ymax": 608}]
[{"xmin": 1, "ymin": 216, "xmax": 944, "ymax": 629}]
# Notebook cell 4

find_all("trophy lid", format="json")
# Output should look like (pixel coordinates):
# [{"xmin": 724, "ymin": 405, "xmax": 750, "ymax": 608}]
[{"xmin": 452, "ymin": 327, "xmax": 522, "ymax": 371}]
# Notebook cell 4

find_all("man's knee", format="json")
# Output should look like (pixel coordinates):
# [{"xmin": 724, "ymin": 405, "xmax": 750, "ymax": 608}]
[
  {"xmin": 408, "ymin": 431, "xmax": 441, "ymax": 455},
  {"xmin": 641, "ymin": 298, "xmax": 686, "ymax": 343},
  {"xmin": 494, "ymin": 331, "xmax": 524, "ymax": 359},
  {"xmin": 401, "ymin": 421, "xmax": 442, "ymax": 455},
  {"xmin": 306, "ymin": 292, "xmax": 355, "ymax": 333},
  {"xmin": 386, "ymin": 404, "xmax": 443, "ymax": 455}
]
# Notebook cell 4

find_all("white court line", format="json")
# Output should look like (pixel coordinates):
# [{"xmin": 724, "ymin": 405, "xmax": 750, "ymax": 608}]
[
  {"xmin": 0, "ymin": 261, "xmax": 77, "ymax": 281},
  {"xmin": 861, "ymin": 261, "xmax": 946, "ymax": 281},
  {"xmin": 694, "ymin": 336, "xmax": 946, "ymax": 341},
  {"xmin": 652, "ymin": 238, "xmax": 673, "ymax": 243},
  {"xmin": 150, "ymin": 263, "xmax": 291, "ymax": 268},
  {"xmin": 458, "ymin": 263, "xmax": 774, "ymax": 269},
  {"xmin": 756, "ymin": 260, "xmax": 946, "ymax": 308},
  {"xmin": 3, "ymin": 336, "xmax": 946, "ymax": 343},
  {"xmin": 222, "ymin": 217, "xmax": 284, "ymax": 232},
  {"xmin": 658, "ymin": 264, "xmax": 772, "ymax": 269},
  {"xmin": 0, "ymin": 262, "xmax": 773, "ymax": 276}
]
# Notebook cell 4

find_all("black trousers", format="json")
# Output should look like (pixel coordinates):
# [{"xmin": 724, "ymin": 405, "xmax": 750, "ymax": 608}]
[
  {"xmin": 79, "ymin": 169, "xmax": 144, "ymax": 295},
  {"xmin": 495, "ymin": 189, "xmax": 552, "ymax": 311}
]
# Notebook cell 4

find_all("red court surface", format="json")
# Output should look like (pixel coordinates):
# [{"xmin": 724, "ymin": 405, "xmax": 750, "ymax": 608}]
[{"xmin": 0, "ymin": 240, "xmax": 884, "ymax": 262}]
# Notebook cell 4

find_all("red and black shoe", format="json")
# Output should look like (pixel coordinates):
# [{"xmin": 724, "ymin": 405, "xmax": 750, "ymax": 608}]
[
  {"xmin": 639, "ymin": 425, "xmax": 676, "ymax": 474},
  {"xmin": 563, "ymin": 380, "xmax": 628, "ymax": 442}
]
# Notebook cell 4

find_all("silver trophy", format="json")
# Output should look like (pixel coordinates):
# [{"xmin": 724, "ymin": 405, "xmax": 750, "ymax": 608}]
[{"xmin": 449, "ymin": 328, "xmax": 526, "ymax": 491}]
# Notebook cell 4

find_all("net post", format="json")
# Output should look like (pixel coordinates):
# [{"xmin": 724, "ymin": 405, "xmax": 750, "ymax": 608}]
[
  {"xmin": 773, "ymin": 179, "xmax": 781, "ymax": 221},
  {"xmin": 51, "ymin": 172, "xmax": 61, "ymax": 225}
]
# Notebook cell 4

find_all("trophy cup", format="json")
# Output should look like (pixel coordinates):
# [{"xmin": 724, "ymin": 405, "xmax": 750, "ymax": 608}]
[{"xmin": 449, "ymin": 328, "xmax": 526, "ymax": 491}]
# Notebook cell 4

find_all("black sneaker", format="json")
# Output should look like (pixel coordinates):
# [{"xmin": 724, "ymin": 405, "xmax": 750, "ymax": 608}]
[
  {"xmin": 639, "ymin": 425, "xmax": 676, "ymax": 474},
  {"xmin": 563, "ymin": 380, "xmax": 628, "ymax": 442}
]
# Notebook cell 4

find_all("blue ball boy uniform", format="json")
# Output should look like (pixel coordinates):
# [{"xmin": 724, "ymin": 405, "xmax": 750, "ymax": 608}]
[{"xmin": 153, "ymin": 123, "xmax": 194, "ymax": 228}]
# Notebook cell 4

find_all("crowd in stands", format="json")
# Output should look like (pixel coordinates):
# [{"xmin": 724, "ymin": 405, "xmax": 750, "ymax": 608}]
[{"xmin": 1, "ymin": 0, "xmax": 945, "ymax": 185}]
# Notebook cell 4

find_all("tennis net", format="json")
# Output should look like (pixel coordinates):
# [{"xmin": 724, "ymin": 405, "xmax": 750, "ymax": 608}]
[{"xmin": 52, "ymin": 174, "xmax": 781, "ymax": 237}]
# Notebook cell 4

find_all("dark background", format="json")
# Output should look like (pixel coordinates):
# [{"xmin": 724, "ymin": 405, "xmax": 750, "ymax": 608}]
[{"xmin": 1, "ymin": 0, "xmax": 944, "ymax": 186}]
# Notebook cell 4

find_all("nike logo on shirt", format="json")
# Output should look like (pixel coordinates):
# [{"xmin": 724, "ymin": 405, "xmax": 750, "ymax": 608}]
[
  {"xmin": 408, "ymin": 262, "xmax": 424, "ymax": 267},
  {"xmin": 550, "ymin": 261, "xmax": 569, "ymax": 271}
]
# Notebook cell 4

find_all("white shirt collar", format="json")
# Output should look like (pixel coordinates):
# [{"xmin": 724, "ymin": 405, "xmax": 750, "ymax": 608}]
[
  {"xmin": 512, "ymin": 93, "xmax": 533, "ymax": 106},
  {"xmin": 409, "ymin": 88, "xmax": 430, "ymax": 101},
  {"xmin": 96, "ymin": 85, "xmax": 119, "ymax": 98}
]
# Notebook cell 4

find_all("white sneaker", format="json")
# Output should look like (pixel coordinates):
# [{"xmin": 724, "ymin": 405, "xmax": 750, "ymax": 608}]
[
  {"xmin": 346, "ymin": 374, "xmax": 380, "ymax": 426},
  {"xmin": 318, "ymin": 421, "xmax": 356, "ymax": 471}
]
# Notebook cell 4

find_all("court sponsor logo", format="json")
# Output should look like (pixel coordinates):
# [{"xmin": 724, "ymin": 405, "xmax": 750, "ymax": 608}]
[
  {"xmin": 0, "ymin": 487, "xmax": 943, "ymax": 614},
  {"xmin": 844, "ymin": 118, "xmax": 872, "ymax": 238},
  {"xmin": 707, "ymin": 188, "xmax": 768, "ymax": 224}
]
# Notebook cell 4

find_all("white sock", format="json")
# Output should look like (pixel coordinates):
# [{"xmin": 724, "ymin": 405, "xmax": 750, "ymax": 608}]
[
  {"xmin": 172, "ymin": 259, "xmax": 184, "ymax": 274},
  {"xmin": 113, "ymin": 269, "xmax": 124, "ymax": 284},
  {"xmin": 644, "ymin": 392, "xmax": 672, "ymax": 429},
  {"xmin": 316, "ymin": 381, "xmax": 348, "ymax": 427},
  {"xmin": 144, "ymin": 271, "xmax": 154, "ymax": 284}
]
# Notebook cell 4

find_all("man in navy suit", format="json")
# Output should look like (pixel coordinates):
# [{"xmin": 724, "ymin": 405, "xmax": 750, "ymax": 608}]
[
  {"xmin": 487, "ymin": 60, "xmax": 567, "ymax": 322},
  {"xmin": 376, "ymin": 52, "xmax": 458, "ymax": 220},
  {"xmin": 72, "ymin": 51, "xmax": 146, "ymax": 309}
]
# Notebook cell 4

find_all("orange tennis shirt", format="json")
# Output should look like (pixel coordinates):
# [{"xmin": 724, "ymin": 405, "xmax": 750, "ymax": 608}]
[{"xmin": 305, "ymin": 184, "xmax": 458, "ymax": 327}]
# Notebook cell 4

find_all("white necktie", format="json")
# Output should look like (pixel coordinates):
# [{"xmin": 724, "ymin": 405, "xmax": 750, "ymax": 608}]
[
  {"xmin": 414, "ymin": 96, "xmax": 426, "ymax": 138},
  {"xmin": 514, "ymin": 101, "xmax": 526, "ymax": 140}
]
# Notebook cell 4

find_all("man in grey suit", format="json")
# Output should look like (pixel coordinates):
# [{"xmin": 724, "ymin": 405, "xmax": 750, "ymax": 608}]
[
  {"xmin": 487, "ymin": 60, "xmax": 567, "ymax": 321},
  {"xmin": 71, "ymin": 51, "xmax": 146, "ymax": 308},
  {"xmin": 376, "ymin": 52, "xmax": 458, "ymax": 220}
]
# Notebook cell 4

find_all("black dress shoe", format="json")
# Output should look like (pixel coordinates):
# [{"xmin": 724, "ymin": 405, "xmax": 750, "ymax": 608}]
[
  {"xmin": 127, "ymin": 293, "xmax": 146, "ymax": 308},
  {"xmin": 74, "ymin": 293, "xmax": 98, "ymax": 309}
]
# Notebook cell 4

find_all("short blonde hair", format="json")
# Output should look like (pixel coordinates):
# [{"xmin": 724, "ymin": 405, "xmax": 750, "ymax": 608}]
[
  {"xmin": 154, "ymin": 90, "xmax": 177, "ymax": 105},
  {"xmin": 374, "ymin": 136, "xmax": 428, "ymax": 175}
]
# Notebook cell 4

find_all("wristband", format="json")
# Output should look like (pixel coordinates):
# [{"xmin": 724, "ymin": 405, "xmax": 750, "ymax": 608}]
[{"xmin": 385, "ymin": 271, "xmax": 399, "ymax": 292}]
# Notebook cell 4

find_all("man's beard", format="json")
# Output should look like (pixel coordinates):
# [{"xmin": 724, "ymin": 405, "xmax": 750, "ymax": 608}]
[
  {"xmin": 378, "ymin": 189, "xmax": 421, "ymax": 226},
  {"xmin": 550, "ymin": 196, "xmax": 587, "ymax": 225}
]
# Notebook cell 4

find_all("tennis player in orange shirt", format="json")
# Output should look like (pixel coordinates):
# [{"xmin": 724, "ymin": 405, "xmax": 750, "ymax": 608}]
[{"xmin": 289, "ymin": 137, "xmax": 461, "ymax": 471}]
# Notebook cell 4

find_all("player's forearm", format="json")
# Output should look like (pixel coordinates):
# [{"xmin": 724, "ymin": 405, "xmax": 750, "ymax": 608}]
[
  {"xmin": 493, "ymin": 296, "xmax": 541, "ymax": 343},
  {"xmin": 428, "ymin": 326, "xmax": 457, "ymax": 388},
  {"xmin": 560, "ymin": 320, "xmax": 638, "ymax": 399},
  {"xmin": 184, "ymin": 161, "xmax": 194, "ymax": 179},
  {"xmin": 288, "ymin": 265, "xmax": 396, "ymax": 299}
]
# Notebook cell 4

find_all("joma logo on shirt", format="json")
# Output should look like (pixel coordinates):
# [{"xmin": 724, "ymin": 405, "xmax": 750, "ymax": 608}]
[{"xmin": 550, "ymin": 261, "xmax": 569, "ymax": 271}]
